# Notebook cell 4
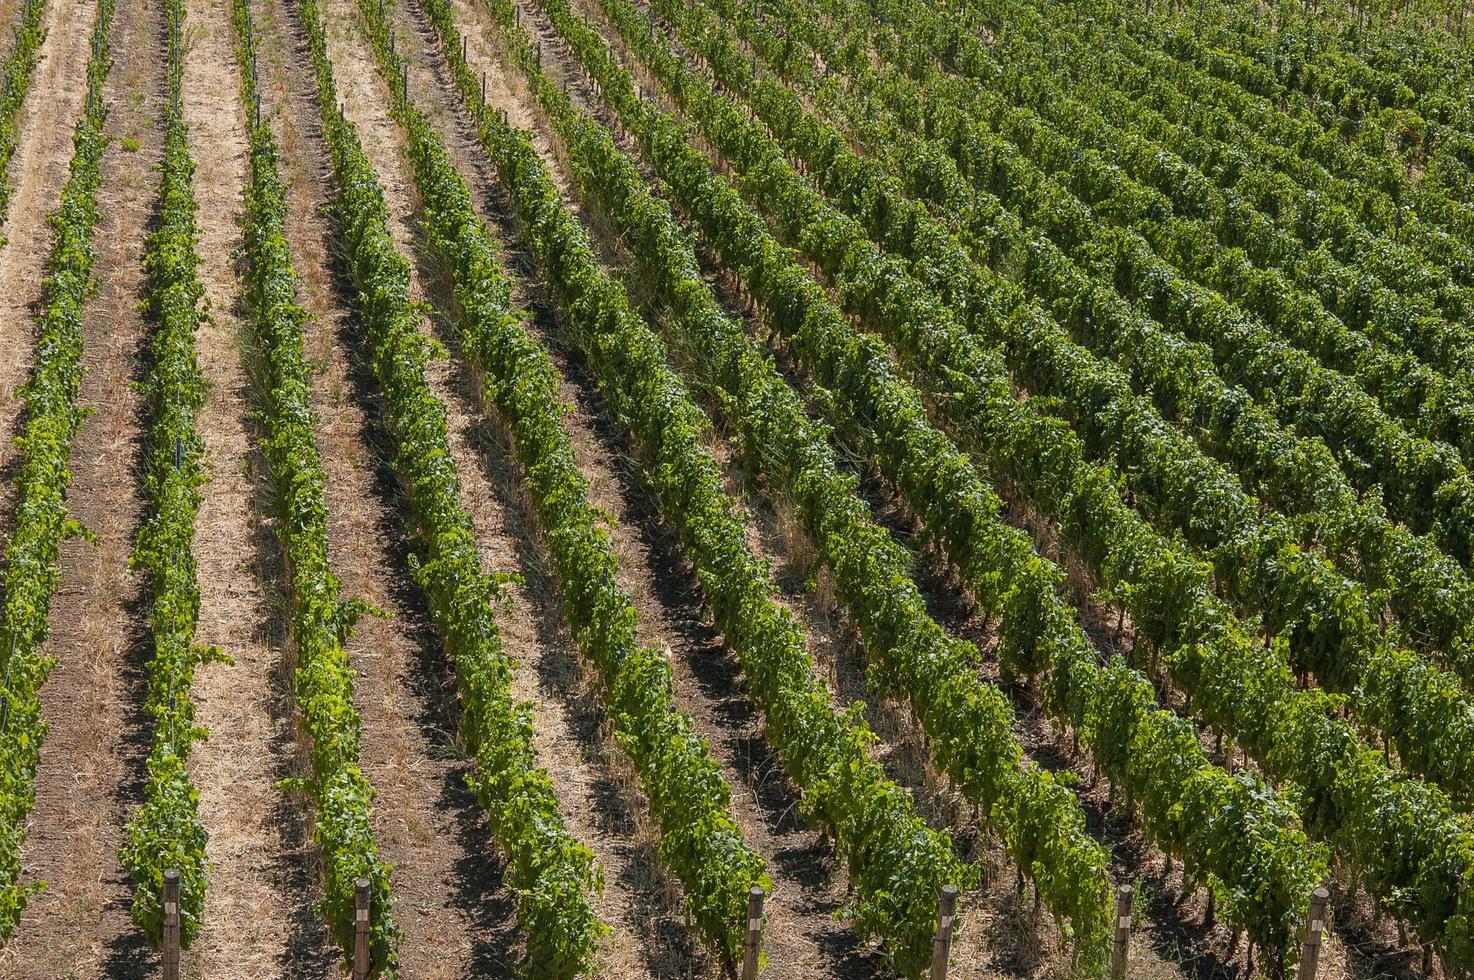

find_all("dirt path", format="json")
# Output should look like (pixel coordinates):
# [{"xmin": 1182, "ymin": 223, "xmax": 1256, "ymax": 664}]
[
  {"xmin": 0, "ymin": 0, "xmax": 163, "ymax": 975},
  {"xmin": 0, "ymin": 0, "xmax": 26, "ymax": 72},
  {"xmin": 0, "ymin": 0, "xmax": 105, "ymax": 545},
  {"xmin": 176, "ymin": 0, "xmax": 329, "ymax": 974}
]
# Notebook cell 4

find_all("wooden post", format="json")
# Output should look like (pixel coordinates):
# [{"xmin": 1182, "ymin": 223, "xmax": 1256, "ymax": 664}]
[
  {"xmin": 481, "ymin": 72, "xmax": 486, "ymax": 104},
  {"xmin": 353, "ymin": 878, "xmax": 371, "ymax": 980},
  {"xmin": 461, "ymin": 35, "xmax": 467, "ymax": 63},
  {"xmin": 1110, "ymin": 884, "xmax": 1133, "ymax": 980},
  {"xmin": 161, "ymin": 869, "xmax": 181, "ymax": 980},
  {"xmin": 928, "ymin": 884, "xmax": 958, "ymax": 980},
  {"xmin": 740, "ymin": 886, "xmax": 765, "ymax": 980},
  {"xmin": 1295, "ymin": 887, "xmax": 1330, "ymax": 980}
]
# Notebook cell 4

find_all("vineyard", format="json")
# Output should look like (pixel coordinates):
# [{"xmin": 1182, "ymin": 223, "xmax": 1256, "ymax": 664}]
[{"xmin": 0, "ymin": 0, "xmax": 1470, "ymax": 975}]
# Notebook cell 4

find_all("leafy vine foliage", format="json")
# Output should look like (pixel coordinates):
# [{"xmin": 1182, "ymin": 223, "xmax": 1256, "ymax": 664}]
[
  {"xmin": 755, "ymin": 0, "xmax": 1474, "ymax": 692},
  {"xmin": 669, "ymin": 0, "xmax": 1474, "ymax": 808},
  {"xmin": 0, "ymin": 0, "xmax": 117, "ymax": 940},
  {"xmin": 0, "ymin": 0, "xmax": 47, "ymax": 236},
  {"xmin": 228, "ymin": 2, "xmax": 400, "ymax": 970},
  {"xmin": 290, "ymin": 0, "xmax": 618, "ymax": 971},
  {"xmin": 411, "ymin": 0, "xmax": 981, "ymax": 971},
  {"xmin": 581, "ymin": 0, "xmax": 1474, "ymax": 966},
  {"xmin": 849, "ymin": 0, "xmax": 1474, "ymax": 573},
  {"xmin": 535, "ymin": 0, "xmax": 1330, "ymax": 963},
  {"xmin": 117, "ymin": 0, "xmax": 217, "ymax": 947}
]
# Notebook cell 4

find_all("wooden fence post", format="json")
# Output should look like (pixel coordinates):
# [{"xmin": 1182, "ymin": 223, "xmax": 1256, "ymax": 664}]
[
  {"xmin": 161, "ymin": 869, "xmax": 181, "ymax": 980},
  {"xmin": 1295, "ymin": 887, "xmax": 1330, "ymax": 980},
  {"xmin": 1110, "ymin": 884, "xmax": 1133, "ymax": 980},
  {"xmin": 740, "ymin": 885, "xmax": 765, "ymax": 980},
  {"xmin": 928, "ymin": 884, "xmax": 958, "ymax": 980},
  {"xmin": 353, "ymin": 878, "xmax": 371, "ymax": 980}
]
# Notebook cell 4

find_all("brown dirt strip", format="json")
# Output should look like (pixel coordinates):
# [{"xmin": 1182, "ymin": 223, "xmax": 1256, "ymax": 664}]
[
  {"xmin": 0, "ymin": 0, "xmax": 27, "ymax": 80},
  {"xmin": 0, "ymin": 0, "xmax": 104, "ymax": 546},
  {"xmin": 177, "ymin": 0, "xmax": 328, "ymax": 973},
  {"xmin": 0, "ymin": 0, "xmax": 163, "ymax": 974}
]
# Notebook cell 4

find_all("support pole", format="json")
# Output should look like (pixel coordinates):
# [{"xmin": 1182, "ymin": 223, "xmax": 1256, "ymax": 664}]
[
  {"xmin": 161, "ymin": 869, "xmax": 181, "ymax": 980},
  {"xmin": 928, "ymin": 884, "xmax": 959, "ymax": 980},
  {"xmin": 740, "ymin": 886, "xmax": 765, "ymax": 980},
  {"xmin": 1110, "ymin": 884, "xmax": 1133, "ymax": 980},
  {"xmin": 353, "ymin": 878, "xmax": 371, "ymax": 980},
  {"xmin": 1295, "ymin": 887, "xmax": 1331, "ymax": 980}
]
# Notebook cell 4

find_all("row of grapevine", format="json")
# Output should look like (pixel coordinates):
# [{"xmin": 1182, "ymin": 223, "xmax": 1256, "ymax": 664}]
[
  {"xmin": 1105, "ymin": 0, "xmax": 1474, "ymax": 281},
  {"xmin": 0, "ymin": 0, "xmax": 47, "ymax": 234},
  {"xmin": 477, "ymin": 0, "xmax": 1120, "ymax": 964},
  {"xmin": 405, "ymin": 0, "xmax": 977, "ymax": 971},
  {"xmin": 0, "ymin": 0, "xmax": 116, "ymax": 940},
  {"xmin": 298, "ymin": 0, "xmax": 774, "ymax": 966},
  {"xmin": 943, "ymin": 14, "xmax": 1474, "ymax": 467},
  {"xmin": 585, "ymin": 0, "xmax": 1474, "ymax": 966},
  {"xmin": 226, "ymin": 2, "xmax": 399, "ymax": 970},
  {"xmin": 534, "ymin": 0, "xmax": 1327, "ymax": 960},
  {"xmin": 1117, "ymin": 0, "xmax": 1474, "ymax": 207},
  {"xmin": 686, "ymin": 0, "xmax": 1474, "ymax": 802},
  {"xmin": 1173, "ymin": 0, "xmax": 1474, "ymax": 204},
  {"xmin": 116, "ymin": 0, "xmax": 213, "ymax": 947},
  {"xmin": 957, "ymin": 0, "xmax": 1474, "ymax": 347},
  {"xmin": 854, "ymin": 0, "xmax": 1474, "ymax": 571},
  {"xmin": 836, "ymin": 0, "xmax": 1474, "ymax": 573},
  {"xmin": 744, "ymin": 0, "xmax": 1474, "ymax": 687}
]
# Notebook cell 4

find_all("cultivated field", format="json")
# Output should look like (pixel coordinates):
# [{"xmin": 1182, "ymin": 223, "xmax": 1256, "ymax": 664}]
[{"xmin": 0, "ymin": 0, "xmax": 1469, "ymax": 976}]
